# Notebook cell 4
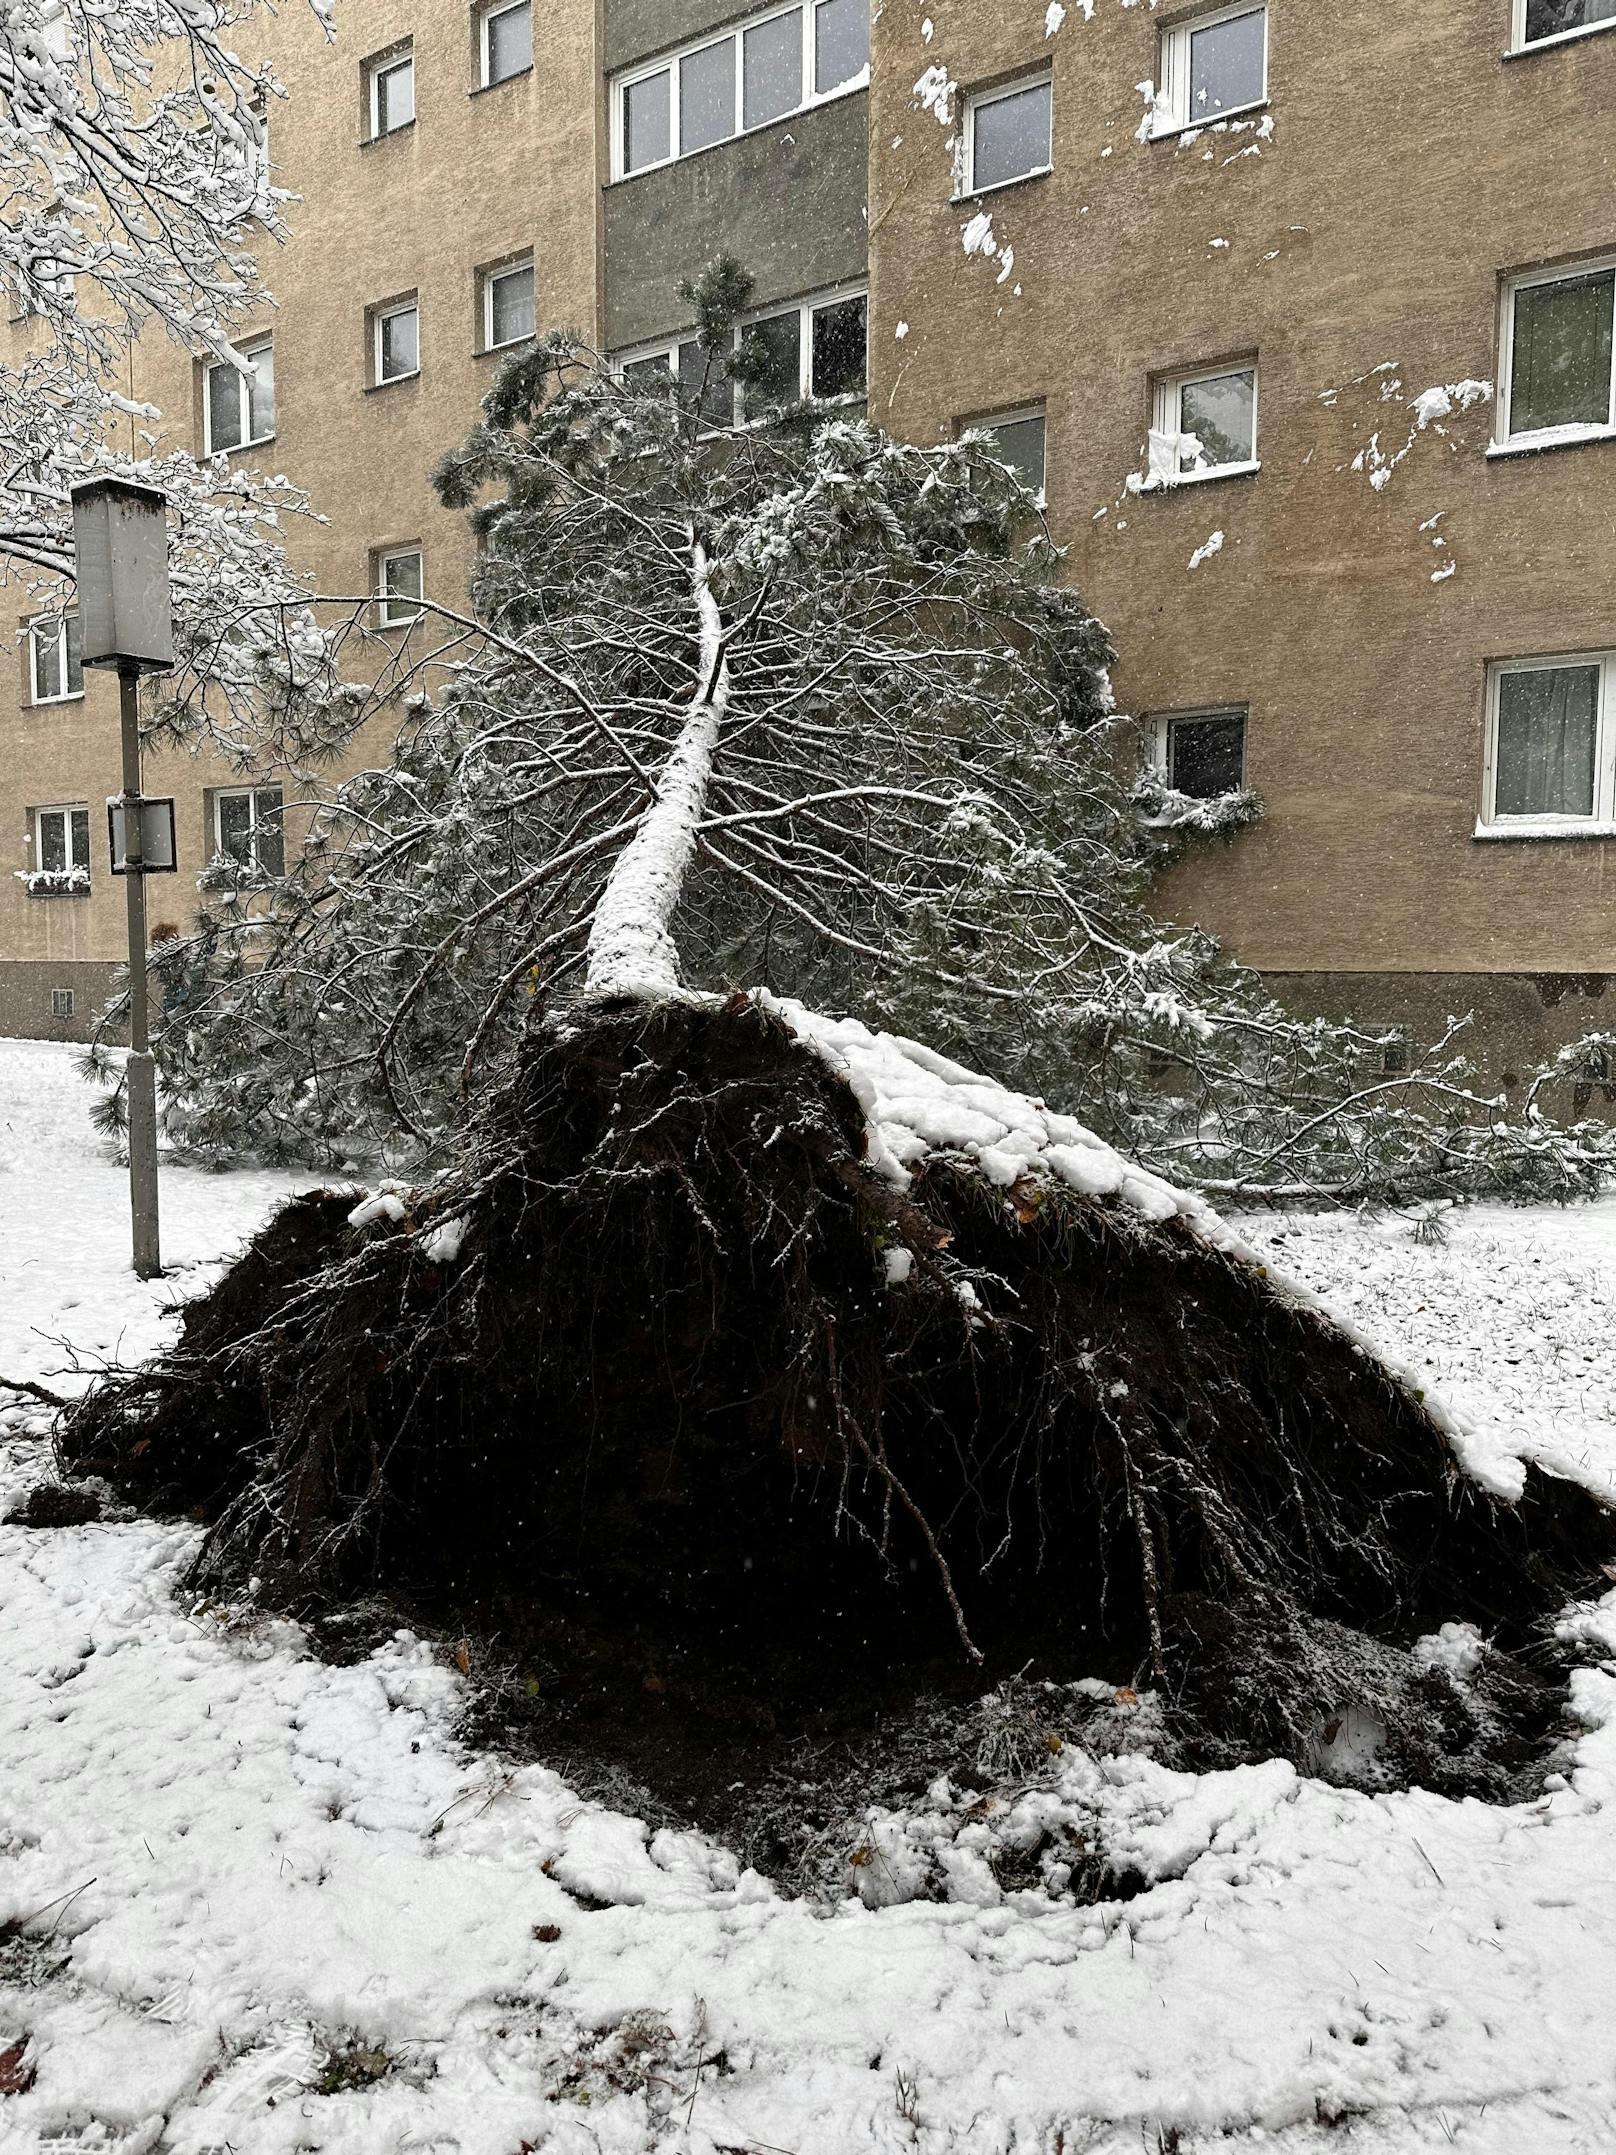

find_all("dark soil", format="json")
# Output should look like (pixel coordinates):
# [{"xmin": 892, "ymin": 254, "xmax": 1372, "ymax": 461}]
[
  {"xmin": 60, "ymin": 995, "xmax": 1616, "ymax": 1844},
  {"xmin": 4, "ymin": 1481, "xmax": 102, "ymax": 1529}
]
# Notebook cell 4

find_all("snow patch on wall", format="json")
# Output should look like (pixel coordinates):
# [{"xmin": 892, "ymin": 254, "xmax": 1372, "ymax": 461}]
[{"xmin": 1187, "ymin": 529, "xmax": 1225, "ymax": 570}]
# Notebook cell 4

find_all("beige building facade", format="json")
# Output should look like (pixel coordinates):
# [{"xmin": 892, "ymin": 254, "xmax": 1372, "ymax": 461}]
[{"xmin": 5, "ymin": 0, "xmax": 1616, "ymax": 1093}]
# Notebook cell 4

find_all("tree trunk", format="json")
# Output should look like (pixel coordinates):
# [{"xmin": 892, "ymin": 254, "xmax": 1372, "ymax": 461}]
[{"xmin": 582, "ymin": 536, "xmax": 728, "ymax": 1001}]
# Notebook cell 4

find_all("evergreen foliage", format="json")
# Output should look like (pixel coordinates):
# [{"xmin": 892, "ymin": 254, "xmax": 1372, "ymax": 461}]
[{"xmin": 122, "ymin": 258, "xmax": 1616, "ymax": 1203}]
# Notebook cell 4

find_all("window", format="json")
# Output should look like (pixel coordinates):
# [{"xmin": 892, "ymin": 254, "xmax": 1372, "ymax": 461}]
[
  {"xmin": 1378, "ymin": 1028, "xmax": 1413, "ymax": 1079},
  {"xmin": 34, "ymin": 805, "xmax": 91, "ymax": 875},
  {"xmin": 374, "ymin": 298, "xmax": 420, "ymax": 384},
  {"xmin": 1498, "ymin": 260, "xmax": 1616, "ymax": 447},
  {"xmin": 1153, "ymin": 363, "xmax": 1259, "ymax": 482},
  {"xmin": 368, "ymin": 47, "xmax": 415, "ymax": 136},
  {"xmin": 29, "ymin": 612, "xmax": 82, "ymax": 704},
  {"xmin": 50, "ymin": 988, "xmax": 76, "ymax": 1020},
  {"xmin": 963, "ymin": 75, "xmax": 1052, "ymax": 195},
  {"xmin": 204, "ymin": 338, "xmax": 275, "ymax": 454},
  {"xmin": 1161, "ymin": 710, "xmax": 1248, "ymax": 798},
  {"xmin": 618, "ymin": 287, "xmax": 868, "ymax": 427},
  {"xmin": 612, "ymin": 2, "xmax": 869, "ymax": 179},
  {"xmin": 214, "ymin": 786, "xmax": 285, "ymax": 876},
  {"xmin": 967, "ymin": 406, "xmax": 1047, "ymax": 502},
  {"xmin": 1513, "ymin": 0, "xmax": 1616, "ymax": 51},
  {"xmin": 376, "ymin": 546, "xmax": 424, "ymax": 626},
  {"xmin": 1153, "ymin": 4, "xmax": 1268, "ymax": 134},
  {"xmin": 1483, "ymin": 655, "xmax": 1616, "ymax": 828},
  {"xmin": 480, "ymin": 0, "xmax": 532, "ymax": 87},
  {"xmin": 483, "ymin": 259, "xmax": 535, "ymax": 351}
]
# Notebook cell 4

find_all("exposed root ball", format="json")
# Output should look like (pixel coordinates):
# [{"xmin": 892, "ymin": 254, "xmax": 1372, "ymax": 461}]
[{"xmin": 63, "ymin": 997, "xmax": 1614, "ymax": 1797}]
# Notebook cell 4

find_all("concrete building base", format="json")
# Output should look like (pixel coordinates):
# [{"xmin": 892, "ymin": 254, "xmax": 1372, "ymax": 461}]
[{"xmin": 0, "ymin": 959, "xmax": 122, "ymax": 1044}]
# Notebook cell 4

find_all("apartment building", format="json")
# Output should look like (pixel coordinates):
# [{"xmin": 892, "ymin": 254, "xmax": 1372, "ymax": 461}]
[{"xmin": 5, "ymin": 0, "xmax": 1616, "ymax": 1096}]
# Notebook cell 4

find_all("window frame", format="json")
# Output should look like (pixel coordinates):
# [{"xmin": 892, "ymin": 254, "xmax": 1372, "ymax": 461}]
[
  {"xmin": 960, "ymin": 403, "xmax": 1049, "ymax": 507},
  {"xmin": 1495, "ymin": 255, "xmax": 1616, "ymax": 451},
  {"xmin": 610, "ymin": 0, "xmax": 870, "ymax": 182},
  {"xmin": 1152, "ymin": 1, "xmax": 1270, "ymax": 137},
  {"xmin": 375, "ymin": 545, "xmax": 426, "ymax": 628},
  {"xmin": 368, "ymin": 47, "xmax": 416, "ymax": 139},
  {"xmin": 32, "ymin": 802, "xmax": 92, "ymax": 877},
  {"xmin": 481, "ymin": 257, "xmax": 536, "ymax": 353},
  {"xmin": 202, "ymin": 336, "xmax": 275, "ymax": 456},
  {"xmin": 479, "ymin": 0, "xmax": 533, "ymax": 89},
  {"xmin": 1152, "ymin": 360, "xmax": 1261, "ymax": 485},
  {"xmin": 613, "ymin": 282, "xmax": 869, "ymax": 428},
  {"xmin": 28, "ymin": 611, "xmax": 83, "ymax": 706},
  {"xmin": 1154, "ymin": 707, "xmax": 1250, "ymax": 798},
  {"xmin": 1480, "ymin": 650, "xmax": 1616, "ymax": 833},
  {"xmin": 960, "ymin": 71, "xmax": 1054, "ymax": 199},
  {"xmin": 1510, "ymin": 0, "xmax": 1616, "ymax": 55},
  {"xmin": 373, "ymin": 296, "xmax": 421, "ymax": 385},
  {"xmin": 212, "ymin": 784, "xmax": 286, "ymax": 875}
]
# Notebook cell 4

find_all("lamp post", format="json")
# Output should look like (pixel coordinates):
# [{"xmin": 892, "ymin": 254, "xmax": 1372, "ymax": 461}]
[{"xmin": 70, "ymin": 478, "xmax": 175, "ymax": 1281}]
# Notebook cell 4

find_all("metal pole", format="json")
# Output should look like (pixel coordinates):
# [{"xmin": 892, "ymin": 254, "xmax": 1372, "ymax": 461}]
[{"xmin": 118, "ymin": 661, "xmax": 161, "ymax": 1279}]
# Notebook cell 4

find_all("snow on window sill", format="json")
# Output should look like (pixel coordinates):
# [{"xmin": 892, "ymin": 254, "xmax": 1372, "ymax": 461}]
[
  {"xmin": 1487, "ymin": 422, "xmax": 1616, "ymax": 459},
  {"xmin": 30, "ymin": 691, "xmax": 86, "ymax": 708},
  {"xmin": 953, "ymin": 166, "xmax": 1053, "ymax": 205},
  {"xmin": 1473, "ymin": 818, "xmax": 1616, "ymax": 842},
  {"xmin": 16, "ymin": 868, "xmax": 91, "ymax": 897},
  {"xmin": 1149, "ymin": 96, "xmax": 1270, "ymax": 142},
  {"xmin": 1154, "ymin": 458, "xmax": 1261, "ymax": 491},
  {"xmin": 1505, "ymin": 17, "xmax": 1616, "ymax": 58}
]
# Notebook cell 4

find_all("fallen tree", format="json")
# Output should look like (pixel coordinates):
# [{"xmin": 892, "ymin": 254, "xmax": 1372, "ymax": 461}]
[{"xmin": 62, "ymin": 994, "xmax": 1615, "ymax": 1805}]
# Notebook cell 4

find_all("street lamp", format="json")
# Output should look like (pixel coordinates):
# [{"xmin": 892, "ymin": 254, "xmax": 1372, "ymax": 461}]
[{"xmin": 71, "ymin": 478, "xmax": 175, "ymax": 1281}]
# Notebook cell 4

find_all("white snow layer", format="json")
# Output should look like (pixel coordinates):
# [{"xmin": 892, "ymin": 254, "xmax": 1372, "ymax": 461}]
[{"xmin": 5, "ymin": 1038, "xmax": 1616, "ymax": 2150}]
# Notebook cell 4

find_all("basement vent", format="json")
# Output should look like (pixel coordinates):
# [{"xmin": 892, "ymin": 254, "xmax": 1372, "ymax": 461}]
[{"xmin": 50, "ymin": 987, "xmax": 75, "ymax": 1019}]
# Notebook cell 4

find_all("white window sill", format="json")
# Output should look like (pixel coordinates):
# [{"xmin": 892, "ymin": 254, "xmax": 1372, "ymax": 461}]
[
  {"xmin": 1164, "ymin": 457, "xmax": 1261, "ymax": 489},
  {"xmin": 208, "ymin": 434, "xmax": 277, "ymax": 458},
  {"xmin": 1473, "ymin": 818, "xmax": 1616, "ymax": 841},
  {"xmin": 1150, "ymin": 95, "xmax": 1269, "ymax": 141},
  {"xmin": 954, "ymin": 165, "xmax": 1053, "ymax": 204},
  {"xmin": 480, "ymin": 336, "xmax": 533, "ymax": 357},
  {"xmin": 31, "ymin": 692, "xmax": 86, "ymax": 708},
  {"xmin": 370, "ymin": 370, "xmax": 421, "ymax": 392},
  {"xmin": 1506, "ymin": 17, "xmax": 1616, "ymax": 57},
  {"xmin": 609, "ymin": 72, "xmax": 869, "ymax": 187},
  {"xmin": 1487, "ymin": 421, "xmax": 1616, "ymax": 459}
]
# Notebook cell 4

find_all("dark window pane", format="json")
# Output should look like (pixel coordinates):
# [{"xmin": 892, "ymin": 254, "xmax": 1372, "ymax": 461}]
[
  {"xmin": 745, "ymin": 9, "xmax": 802, "ymax": 128},
  {"xmin": 678, "ymin": 338, "xmax": 734, "ymax": 428},
  {"xmin": 810, "ymin": 294, "xmax": 866, "ymax": 399},
  {"xmin": 1495, "ymin": 666, "xmax": 1599, "ymax": 817},
  {"xmin": 622, "ymin": 351, "xmax": 673, "ymax": 387},
  {"xmin": 1525, "ymin": 0, "xmax": 1616, "ymax": 39},
  {"xmin": 39, "ymin": 812, "xmax": 66, "ymax": 873},
  {"xmin": 70, "ymin": 808, "xmax": 90, "ymax": 869},
  {"xmin": 381, "ymin": 550, "xmax": 423, "ymax": 621},
  {"xmin": 984, "ymin": 413, "xmax": 1046, "ymax": 498},
  {"xmin": 380, "ymin": 306, "xmax": 418, "ymax": 379},
  {"xmin": 32, "ymin": 621, "xmax": 62, "ymax": 702},
  {"xmin": 1188, "ymin": 7, "xmax": 1266, "ymax": 117},
  {"xmin": 744, "ymin": 310, "xmax": 802, "ymax": 413},
  {"xmin": 247, "ymin": 342, "xmax": 275, "ymax": 441},
  {"xmin": 207, "ymin": 361, "xmax": 242, "ymax": 452},
  {"xmin": 254, "ymin": 788, "xmax": 286, "ymax": 877},
  {"xmin": 489, "ymin": 264, "xmax": 534, "ymax": 346},
  {"xmin": 623, "ymin": 69, "xmax": 671, "ymax": 170},
  {"xmin": 680, "ymin": 37, "xmax": 736, "ymax": 154},
  {"xmin": 486, "ymin": 1, "xmax": 532, "ymax": 83},
  {"xmin": 971, "ymin": 81, "xmax": 1051, "ymax": 192},
  {"xmin": 1169, "ymin": 714, "xmax": 1246, "ymax": 798},
  {"xmin": 1178, "ymin": 368, "xmax": 1256, "ymax": 470},
  {"xmin": 814, "ymin": 0, "xmax": 868, "ymax": 93},
  {"xmin": 1510, "ymin": 271, "xmax": 1615, "ymax": 436},
  {"xmin": 218, "ymin": 792, "xmax": 254, "ymax": 864},
  {"xmin": 65, "ymin": 612, "xmax": 82, "ymax": 693}
]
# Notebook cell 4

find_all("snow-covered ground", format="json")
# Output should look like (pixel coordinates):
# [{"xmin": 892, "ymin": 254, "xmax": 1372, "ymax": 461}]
[{"xmin": 3, "ymin": 1034, "xmax": 1616, "ymax": 2153}]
